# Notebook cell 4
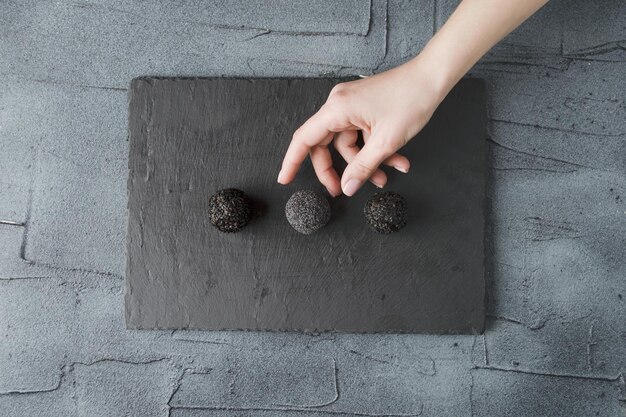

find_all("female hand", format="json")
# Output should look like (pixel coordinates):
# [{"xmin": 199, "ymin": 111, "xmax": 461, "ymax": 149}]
[
  {"xmin": 277, "ymin": 0, "xmax": 549, "ymax": 197},
  {"xmin": 277, "ymin": 60, "xmax": 447, "ymax": 197}
]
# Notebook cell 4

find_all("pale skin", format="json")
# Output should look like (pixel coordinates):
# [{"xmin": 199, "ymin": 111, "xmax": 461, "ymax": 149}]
[{"xmin": 278, "ymin": 0, "xmax": 550, "ymax": 197}]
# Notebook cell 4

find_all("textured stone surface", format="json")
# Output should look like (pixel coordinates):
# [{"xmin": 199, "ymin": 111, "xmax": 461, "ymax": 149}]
[
  {"xmin": 1, "ymin": 0, "xmax": 625, "ymax": 415},
  {"xmin": 382, "ymin": 0, "xmax": 435, "ymax": 69},
  {"xmin": 61, "ymin": 0, "xmax": 373, "ymax": 36},
  {"xmin": 0, "ymin": 82, "xmax": 38, "ymax": 223},
  {"xmin": 22, "ymin": 85, "xmax": 128, "ymax": 276},
  {"xmin": 0, "ymin": 275, "xmax": 74, "ymax": 392},
  {"xmin": 170, "ymin": 351, "xmax": 339, "ymax": 410},
  {"xmin": 168, "ymin": 333, "xmax": 475, "ymax": 416},
  {"xmin": 0, "ymin": 0, "xmax": 387, "ymax": 87},
  {"xmin": 471, "ymin": 368, "xmax": 624, "ymax": 417},
  {"xmin": 561, "ymin": 0, "xmax": 626, "ymax": 61},
  {"xmin": 125, "ymin": 77, "xmax": 485, "ymax": 333},
  {"xmin": 0, "ymin": 225, "xmax": 48, "ymax": 279}
]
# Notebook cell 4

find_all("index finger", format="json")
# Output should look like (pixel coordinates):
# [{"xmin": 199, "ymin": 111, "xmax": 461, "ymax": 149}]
[{"xmin": 277, "ymin": 106, "xmax": 335, "ymax": 184}]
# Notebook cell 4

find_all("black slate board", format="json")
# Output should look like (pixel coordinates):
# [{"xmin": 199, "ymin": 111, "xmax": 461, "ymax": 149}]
[{"xmin": 126, "ymin": 77, "xmax": 486, "ymax": 333}]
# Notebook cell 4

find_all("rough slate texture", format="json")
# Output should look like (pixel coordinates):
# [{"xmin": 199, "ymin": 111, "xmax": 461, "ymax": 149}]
[
  {"xmin": 126, "ymin": 77, "xmax": 486, "ymax": 333},
  {"xmin": 1, "ymin": 0, "xmax": 625, "ymax": 415}
]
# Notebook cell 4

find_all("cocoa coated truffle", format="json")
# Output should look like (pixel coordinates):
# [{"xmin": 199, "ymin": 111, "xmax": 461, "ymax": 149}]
[
  {"xmin": 285, "ymin": 190, "xmax": 331, "ymax": 235},
  {"xmin": 208, "ymin": 188, "xmax": 252, "ymax": 233},
  {"xmin": 364, "ymin": 191, "xmax": 408, "ymax": 234}
]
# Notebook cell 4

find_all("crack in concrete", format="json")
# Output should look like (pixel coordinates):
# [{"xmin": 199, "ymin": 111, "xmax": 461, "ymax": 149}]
[
  {"xmin": 565, "ymin": 40, "xmax": 626, "ymax": 58},
  {"xmin": 486, "ymin": 314, "xmax": 547, "ymax": 331},
  {"xmin": 469, "ymin": 368, "xmax": 476, "ymax": 417},
  {"xmin": 76, "ymin": 84, "xmax": 127, "ymax": 91},
  {"xmin": 523, "ymin": 216, "xmax": 585, "ymax": 242},
  {"xmin": 0, "ymin": 275, "xmax": 52, "ymax": 281},
  {"xmin": 470, "ymin": 334, "xmax": 488, "ymax": 368},
  {"xmin": 490, "ymin": 118, "xmax": 625, "ymax": 137},
  {"xmin": 339, "ymin": 347, "xmax": 435, "ymax": 376},
  {"xmin": 0, "ymin": 220, "xmax": 25, "ymax": 227},
  {"xmin": 372, "ymin": 0, "xmax": 389, "ymax": 73},
  {"xmin": 169, "ymin": 404, "xmax": 423, "ymax": 417},
  {"xmin": 486, "ymin": 137, "xmax": 598, "ymax": 171},
  {"xmin": 529, "ymin": 234, "xmax": 583, "ymax": 242},
  {"xmin": 17, "ymin": 250, "xmax": 122, "ymax": 279},
  {"xmin": 18, "ymin": 185, "xmax": 33, "ymax": 263},
  {"xmin": 245, "ymin": 58, "xmax": 257, "ymax": 77},
  {"xmin": 586, "ymin": 320, "xmax": 597, "ymax": 373},
  {"xmin": 491, "ymin": 166, "xmax": 576, "ymax": 174},
  {"xmin": 0, "ymin": 358, "xmax": 172, "ymax": 397},
  {"xmin": 346, "ymin": 348, "xmax": 394, "ymax": 365},
  {"xmin": 243, "ymin": 29, "xmax": 272, "ymax": 41},
  {"xmin": 473, "ymin": 365, "xmax": 623, "ymax": 382},
  {"xmin": 241, "ymin": 29, "xmax": 370, "ymax": 39},
  {"xmin": 565, "ymin": 55, "xmax": 626, "ymax": 64},
  {"xmin": 482, "ymin": 334, "xmax": 490, "ymax": 367},
  {"xmin": 28, "ymin": 78, "xmax": 127, "ymax": 91},
  {"xmin": 71, "ymin": 357, "xmax": 172, "ymax": 368},
  {"xmin": 0, "ymin": 367, "xmax": 66, "ymax": 396},
  {"xmin": 482, "ymin": 335, "xmax": 488, "ymax": 367},
  {"xmin": 486, "ymin": 314, "xmax": 526, "ymax": 326},
  {"xmin": 364, "ymin": 0, "xmax": 374, "ymax": 37},
  {"xmin": 167, "ymin": 366, "xmax": 193, "ymax": 417},
  {"xmin": 69, "ymin": 1, "xmax": 372, "ymax": 38},
  {"xmin": 479, "ymin": 58, "xmax": 572, "ymax": 72}
]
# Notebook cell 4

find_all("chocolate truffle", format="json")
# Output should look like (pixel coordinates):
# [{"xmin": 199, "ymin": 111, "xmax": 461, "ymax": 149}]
[
  {"xmin": 208, "ymin": 188, "xmax": 252, "ymax": 233},
  {"xmin": 364, "ymin": 191, "xmax": 408, "ymax": 234},
  {"xmin": 285, "ymin": 190, "xmax": 331, "ymax": 235}
]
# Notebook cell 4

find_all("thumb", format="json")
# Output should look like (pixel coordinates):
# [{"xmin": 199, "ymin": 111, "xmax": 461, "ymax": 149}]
[{"xmin": 341, "ymin": 138, "xmax": 394, "ymax": 197}]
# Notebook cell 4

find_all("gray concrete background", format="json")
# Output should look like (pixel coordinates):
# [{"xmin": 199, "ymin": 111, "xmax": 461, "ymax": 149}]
[{"xmin": 1, "ymin": 0, "xmax": 624, "ymax": 415}]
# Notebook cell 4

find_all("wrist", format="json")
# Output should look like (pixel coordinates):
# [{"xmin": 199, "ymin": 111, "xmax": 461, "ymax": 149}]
[{"xmin": 402, "ymin": 55, "xmax": 453, "ymax": 110}]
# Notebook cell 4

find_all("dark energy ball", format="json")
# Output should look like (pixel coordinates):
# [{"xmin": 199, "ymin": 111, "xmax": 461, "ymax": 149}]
[
  {"xmin": 208, "ymin": 188, "xmax": 252, "ymax": 233},
  {"xmin": 364, "ymin": 191, "xmax": 408, "ymax": 234},
  {"xmin": 285, "ymin": 190, "xmax": 331, "ymax": 235}
]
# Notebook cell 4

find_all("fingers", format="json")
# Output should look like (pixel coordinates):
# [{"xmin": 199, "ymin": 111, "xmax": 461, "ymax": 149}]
[
  {"xmin": 363, "ymin": 130, "xmax": 410, "ymax": 174},
  {"xmin": 383, "ymin": 153, "xmax": 411, "ymax": 173},
  {"xmin": 340, "ymin": 137, "xmax": 396, "ymax": 197},
  {"xmin": 278, "ymin": 108, "xmax": 335, "ymax": 185},
  {"xmin": 310, "ymin": 145, "xmax": 342, "ymax": 197},
  {"xmin": 334, "ymin": 131, "xmax": 388, "ymax": 188},
  {"xmin": 278, "ymin": 80, "xmax": 411, "ymax": 197}
]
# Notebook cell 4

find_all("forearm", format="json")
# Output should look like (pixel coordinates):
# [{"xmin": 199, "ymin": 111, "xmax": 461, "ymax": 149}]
[
  {"xmin": 279, "ymin": 0, "xmax": 549, "ymax": 195},
  {"xmin": 407, "ymin": 0, "xmax": 549, "ymax": 101}
]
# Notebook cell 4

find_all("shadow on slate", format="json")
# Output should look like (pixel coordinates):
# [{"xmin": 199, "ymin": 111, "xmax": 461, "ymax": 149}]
[{"xmin": 125, "ymin": 77, "xmax": 486, "ymax": 334}]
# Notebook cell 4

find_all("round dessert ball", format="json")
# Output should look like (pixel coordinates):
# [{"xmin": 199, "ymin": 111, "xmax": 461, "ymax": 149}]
[
  {"xmin": 285, "ymin": 190, "xmax": 331, "ymax": 235},
  {"xmin": 208, "ymin": 188, "xmax": 252, "ymax": 233},
  {"xmin": 364, "ymin": 191, "xmax": 408, "ymax": 234}
]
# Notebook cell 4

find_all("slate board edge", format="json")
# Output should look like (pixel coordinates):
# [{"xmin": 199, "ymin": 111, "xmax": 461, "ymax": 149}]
[
  {"xmin": 124, "ymin": 76, "xmax": 487, "ymax": 335},
  {"xmin": 128, "ymin": 75, "xmax": 361, "ymax": 88}
]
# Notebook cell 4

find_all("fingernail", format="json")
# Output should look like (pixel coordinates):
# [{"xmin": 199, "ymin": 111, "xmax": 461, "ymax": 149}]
[
  {"xmin": 395, "ymin": 165, "xmax": 409, "ymax": 173},
  {"xmin": 371, "ymin": 179, "xmax": 384, "ymax": 188},
  {"xmin": 328, "ymin": 188, "xmax": 341, "ymax": 198},
  {"xmin": 342, "ymin": 178, "xmax": 363, "ymax": 196},
  {"xmin": 277, "ymin": 170, "xmax": 285, "ymax": 184}
]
